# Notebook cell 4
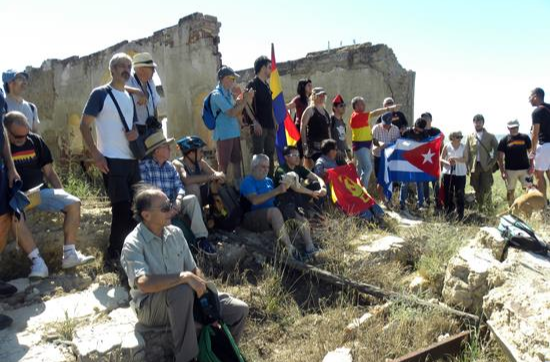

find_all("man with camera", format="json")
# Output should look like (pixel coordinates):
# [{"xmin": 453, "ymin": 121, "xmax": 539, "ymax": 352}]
[
  {"xmin": 126, "ymin": 52, "xmax": 161, "ymax": 135},
  {"xmin": 210, "ymin": 66, "xmax": 253, "ymax": 186}
]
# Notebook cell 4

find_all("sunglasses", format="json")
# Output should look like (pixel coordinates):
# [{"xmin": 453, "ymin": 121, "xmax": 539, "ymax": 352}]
[
  {"xmin": 152, "ymin": 200, "xmax": 172, "ymax": 213},
  {"xmin": 10, "ymin": 132, "xmax": 28, "ymax": 139}
]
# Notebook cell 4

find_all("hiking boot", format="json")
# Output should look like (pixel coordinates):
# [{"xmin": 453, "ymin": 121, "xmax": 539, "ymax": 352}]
[
  {"xmin": 196, "ymin": 238, "xmax": 217, "ymax": 256},
  {"xmin": 29, "ymin": 257, "xmax": 48, "ymax": 280},
  {"xmin": 62, "ymin": 250, "xmax": 95, "ymax": 269},
  {"xmin": 304, "ymin": 246, "xmax": 320, "ymax": 261},
  {"xmin": 0, "ymin": 314, "xmax": 13, "ymax": 330},
  {"xmin": 0, "ymin": 281, "xmax": 17, "ymax": 297}
]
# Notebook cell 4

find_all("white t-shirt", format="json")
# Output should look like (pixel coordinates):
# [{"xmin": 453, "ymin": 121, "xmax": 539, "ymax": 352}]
[{"xmin": 83, "ymin": 86, "xmax": 135, "ymax": 159}]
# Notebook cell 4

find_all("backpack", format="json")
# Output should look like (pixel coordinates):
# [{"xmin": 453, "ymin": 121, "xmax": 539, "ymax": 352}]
[
  {"xmin": 498, "ymin": 214, "xmax": 549, "ymax": 258},
  {"xmin": 202, "ymin": 92, "xmax": 221, "ymax": 131},
  {"xmin": 198, "ymin": 322, "xmax": 246, "ymax": 362},
  {"xmin": 208, "ymin": 184, "xmax": 243, "ymax": 231}
]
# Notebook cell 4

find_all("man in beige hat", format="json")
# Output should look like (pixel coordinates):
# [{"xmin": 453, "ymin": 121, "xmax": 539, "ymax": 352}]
[
  {"xmin": 127, "ymin": 52, "xmax": 161, "ymax": 135},
  {"xmin": 139, "ymin": 131, "xmax": 217, "ymax": 255}
]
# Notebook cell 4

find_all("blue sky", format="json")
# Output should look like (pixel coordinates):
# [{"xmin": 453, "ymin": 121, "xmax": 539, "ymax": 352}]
[{"xmin": 1, "ymin": 0, "xmax": 549, "ymax": 136}]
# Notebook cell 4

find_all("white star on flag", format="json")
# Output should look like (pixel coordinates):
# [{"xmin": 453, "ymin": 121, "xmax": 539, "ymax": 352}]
[{"xmin": 422, "ymin": 149, "xmax": 435, "ymax": 164}]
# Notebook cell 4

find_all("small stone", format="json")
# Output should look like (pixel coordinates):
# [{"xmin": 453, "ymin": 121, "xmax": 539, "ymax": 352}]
[{"xmin": 323, "ymin": 347, "xmax": 353, "ymax": 362}]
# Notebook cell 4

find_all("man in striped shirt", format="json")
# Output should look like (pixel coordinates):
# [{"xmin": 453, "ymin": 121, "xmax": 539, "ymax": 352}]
[{"xmin": 372, "ymin": 112, "xmax": 401, "ymax": 204}]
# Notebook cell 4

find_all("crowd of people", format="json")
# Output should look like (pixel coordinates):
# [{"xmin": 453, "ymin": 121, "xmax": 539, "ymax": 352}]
[{"xmin": 0, "ymin": 50, "xmax": 548, "ymax": 362}]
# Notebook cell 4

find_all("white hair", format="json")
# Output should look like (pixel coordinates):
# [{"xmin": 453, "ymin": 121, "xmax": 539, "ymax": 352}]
[
  {"xmin": 250, "ymin": 154, "xmax": 269, "ymax": 170},
  {"xmin": 109, "ymin": 52, "xmax": 132, "ymax": 71}
]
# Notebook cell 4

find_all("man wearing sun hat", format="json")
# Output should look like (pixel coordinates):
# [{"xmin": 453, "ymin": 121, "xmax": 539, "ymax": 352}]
[
  {"xmin": 126, "ymin": 52, "xmax": 161, "ymax": 135},
  {"xmin": 497, "ymin": 119, "xmax": 533, "ymax": 206},
  {"xmin": 2, "ymin": 69, "xmax": 40, "ymax": 133},
  {"xmin": 139, "ymin": 131, "xmax": 217, "ymax": 255}
]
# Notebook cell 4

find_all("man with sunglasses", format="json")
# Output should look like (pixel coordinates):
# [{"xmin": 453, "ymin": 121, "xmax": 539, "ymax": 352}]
[
  {"xmin": 330, "ymin": 94, "xmax": 351, "ymax": 165},
  {"xmin": 5, "ymin": 111, "xmax": 94, "ymax": 279},
  {"xmin": 2, "ymin": 70, "xmax": 40, "ymax": 133},
  {"xmin": 126, "ymin": 53, "xmax": 161, "ymax": 135},
  {"xmin": 121, "ymin": 185, "xmax": 248, "ymax": 362}
]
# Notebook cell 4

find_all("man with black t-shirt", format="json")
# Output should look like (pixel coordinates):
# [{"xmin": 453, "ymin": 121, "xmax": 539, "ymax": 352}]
[
  {"xmin": 497, "ymin": 119, "xmax": 532, "ymax": 206},
  {"xmin": 529, "ymin": 87, "xmax": 550, "ymax": 201},
  {"xmin": 421, "ymin": 112, "xmax": 443, "ymax": 209},
  {"xmin": 246, "ymin": 56, "xmax": 276, "ymax": 176},
  {"xmin": 375, "ymin": 97, "xmax": 408, "ymax": 134}
]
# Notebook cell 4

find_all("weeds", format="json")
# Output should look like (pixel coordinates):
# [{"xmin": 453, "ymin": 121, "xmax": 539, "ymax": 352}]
[{"xmin": 48, "ymin": 310, "xmax": 79, "ymax": 341}]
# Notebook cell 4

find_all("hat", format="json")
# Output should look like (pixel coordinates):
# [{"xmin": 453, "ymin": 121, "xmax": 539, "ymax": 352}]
[
  {"xmin": 381, "ymin": 112, "xmax": 393, "ymax": 124},
  {"xmin": 332, "ymin": 94, "xmax": 345, "ymax": 105},
  {"xmin": 507, "ymin": 119, "xmax": 520, "ymax": 129},
  {"xmin": 144, "ymin": 131, "xmax": 174, "ymax": 155},
  {"xmin": 132, "ymin": 53, "xmax": 157, "ymax": 68},
  {"xmin": 383, "ymin": 97, "xmax": 394, "ymax": 106},
  {"xmin": 2, "ymin": 70, "xmax": 28, "ymax": 84},
  {"xmin": 312, "ymin": 87, "xmax": 327, "ymax": 96},
  {"xmin": 217, "ymin": 66, "xmax": 239, "ymax": 80}
]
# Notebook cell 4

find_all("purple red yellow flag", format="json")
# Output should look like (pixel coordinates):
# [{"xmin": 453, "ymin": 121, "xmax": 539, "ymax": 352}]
[
  {"xmin": 326, "ymin": 164, "xmax": 376, "ymax": 215},
  {"xmin": 271, "ymin": 43, "xmax": 300, "ymax": 164}
]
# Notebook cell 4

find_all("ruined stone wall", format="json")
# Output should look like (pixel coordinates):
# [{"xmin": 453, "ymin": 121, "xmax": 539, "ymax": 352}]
[
  {"xmin": 238, "ymin": 43, "xmax": 415, "ymax": 127},
  {"xmin": 23, "ymin": 13, "xmax": 221, "ymax": 160}
]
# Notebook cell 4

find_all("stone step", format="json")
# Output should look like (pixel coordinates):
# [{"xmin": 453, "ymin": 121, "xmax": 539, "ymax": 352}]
[{"xmin": 0, "ymin": 283, "xmax": 129, "ymax": 362}]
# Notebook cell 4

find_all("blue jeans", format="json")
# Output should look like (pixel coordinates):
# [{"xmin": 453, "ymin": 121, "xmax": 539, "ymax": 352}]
[
  {"xmin": 400, "ymin": 182, "xmax": 424, "ymax": 208},
  {"xmin": 354, "ymin": 147, "xmax": 373, "ymax": 189}
]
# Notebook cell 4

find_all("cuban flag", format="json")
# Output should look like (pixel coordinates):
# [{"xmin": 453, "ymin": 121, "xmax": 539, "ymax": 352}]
[{"xmin": 377, "ymin": 134, "xmax": 443, "ymax": 199}]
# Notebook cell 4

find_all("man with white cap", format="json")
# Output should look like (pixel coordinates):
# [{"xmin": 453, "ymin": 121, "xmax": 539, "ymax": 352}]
[
  {"xmin": 2, "ymin": 69, "xmax": 40, "ymax": 133},
  {"xmin": 375, "ymin": 97, "xmax": 408, "ymax": 134},
  {"xmin": 127, "ymin": 52, "xmax": 161, "ymax": 135},
  {"xmin": 139, "ymin": 131, "xmax": 217, "ymax": 255},
  {"xmin": 497, "ymin": 119, "xmax": 532, "ymax": 206},
  {"xmin": 210, "ymin": 65, "xmax": 253, "ymax": 185}
]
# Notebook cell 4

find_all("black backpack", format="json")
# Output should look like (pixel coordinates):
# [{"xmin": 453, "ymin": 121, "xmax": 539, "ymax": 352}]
[
  {"xmin": 208, "ymin": 185, "xmax": 243, "ymax": 231},
  {"xmin": 498, "ymin": 214, "xmax": 549, "ymax": 258}
]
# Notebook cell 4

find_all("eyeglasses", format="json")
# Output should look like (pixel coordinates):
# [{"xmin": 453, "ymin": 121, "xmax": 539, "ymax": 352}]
[
  {"xmin": 336, "ymin": 104, "xmax": 346, "ymax": 108},
  {"xmin": 287, "ymin": 153, "xmax": 300, "ymax": 158}
]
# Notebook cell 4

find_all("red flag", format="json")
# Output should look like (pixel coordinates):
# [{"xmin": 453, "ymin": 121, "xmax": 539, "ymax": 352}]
[{"xmin": 326, "ymin": 164, "xmax": 376, "ymax": 215}]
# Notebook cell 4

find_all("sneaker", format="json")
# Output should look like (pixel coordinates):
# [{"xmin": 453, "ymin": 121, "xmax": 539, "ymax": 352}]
[
  {"xmin": 0, "ymin": 281, "xmax": 17, "ymax": 297},
  {"xmin": 62, "ymin": 250, "xmax": 95, "ymax": 269},
  {"xmin": 304, "ymin": 246, "xmax": 320, "ymax": 261},
  {"xmin": 0, "ymin": 314, "xmax": 13, "ymax": 330},
  {"xmin": 29, "ymin": 257, "xmax": 48, "ymax": 280},
  {"xmin": 196, "ymin": 238, "xmax": 217, "ymax": 256},
  {"xmin": 288, "ymin": 246, "xmax": 304, "ymax": 262}
]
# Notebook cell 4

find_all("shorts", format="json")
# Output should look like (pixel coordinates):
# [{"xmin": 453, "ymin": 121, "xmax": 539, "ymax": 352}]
[
  {"xmin": 217, "ymin": 137, "xmax": 242, "ymax": 173},
  {"xmin": 36, "ymin": 189, "xmax": 80, "ymax": 212},
  {"xmin": 534, "ymin": 143, "xmax": 550, "ymax": 171},
  {"xmin": 505, "ymin": 169, "xmax": 531, "ymax": 191},
  {"xmin": 242, "ymin": 208, "xmax": 271, "ymax": 232}
]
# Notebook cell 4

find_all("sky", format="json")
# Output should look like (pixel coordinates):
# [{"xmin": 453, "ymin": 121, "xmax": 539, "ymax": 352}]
[{"xmin": 1, "ymin": 0, "xmax": 549, "ymax": 137}]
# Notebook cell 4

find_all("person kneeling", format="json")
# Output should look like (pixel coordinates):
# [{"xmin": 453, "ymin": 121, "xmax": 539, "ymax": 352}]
[
  {"xmin": 240, "ymin": 154, "xmax": 318, "ymax": 260},
  {"xmin": 139, "ymin": 132, "xmax": 216, "ymax": 255},
  {"xmin": 121, "ymin": 185, "xmax": 248, "ymax": 362}
]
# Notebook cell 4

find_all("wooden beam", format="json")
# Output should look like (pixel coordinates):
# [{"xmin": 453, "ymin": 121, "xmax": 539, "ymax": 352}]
[
  {"xmin": 391, "ymin": 331, "xmax": 470, "ymax": 362},
  {"xmin": 221, "ymin": 231, "xmax": 480, "ymax": 323}
]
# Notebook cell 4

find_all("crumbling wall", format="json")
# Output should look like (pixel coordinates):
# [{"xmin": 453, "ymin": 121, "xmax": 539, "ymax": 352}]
[
  {"xmin": 237, "ymin": 43, "xmax": 415, "ymax": 127},
  {"xmin": 23, "ymin": 13, "xmax": 221, "ymax": 160}
]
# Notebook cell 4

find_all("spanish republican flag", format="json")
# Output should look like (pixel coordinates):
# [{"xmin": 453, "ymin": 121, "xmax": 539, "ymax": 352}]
[{"xmin": 271, "ymin": 43, "xmax": 300, "ymax": 164}]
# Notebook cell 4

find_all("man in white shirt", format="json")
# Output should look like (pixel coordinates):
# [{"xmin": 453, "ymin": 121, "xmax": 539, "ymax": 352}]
[
  {"xmin": 126, "ymin": 52, "xmax": 161, "ymax": 135},
  {"xmin": 2, "ymin": 70, "xmax": 40, "ymax": 133},
  {"xmin": 80, "ymin": 53, "xmax": 141, "ymax": 265}
]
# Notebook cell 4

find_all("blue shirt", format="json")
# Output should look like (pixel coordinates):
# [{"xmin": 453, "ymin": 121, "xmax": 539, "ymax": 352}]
[
  {"xmin": 139, "ymin": 158, "xmax": 185, "ymax": 202},
  {"xmin": 210, "ymin": 84, "xmax": 240, "ymax": 141},
  {"xmin": 240, "ymin": 175, "xmax": 275, "ymax": 211}
]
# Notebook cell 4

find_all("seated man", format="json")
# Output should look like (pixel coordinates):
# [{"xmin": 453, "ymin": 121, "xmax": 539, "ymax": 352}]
[
  {"xmin": 240, "ymin": 154, "xmax": 318, "ymax": 260},
  {"xmin": 5, "ymin": 111, "xmax": 94, "ymax": 278},
  {"xmin": 173, "ymin": 136, "xmax": 225, "ymax": 206},
  {"xmin": 139, "ymin": 131, "xmax": 216, "ymax": 255},
  {"xmin": 120, "ymin": 185, "xmax": 248, "ymax": 362},
  {"xmin": 314, "ymin": 139, "xmax": 339, "ymax": 180}
]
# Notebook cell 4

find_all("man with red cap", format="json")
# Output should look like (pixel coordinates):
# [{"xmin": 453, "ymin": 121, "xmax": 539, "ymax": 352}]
[{"xmin": 330, "ymin": 94, "xmax": 351, "ymax": 165}]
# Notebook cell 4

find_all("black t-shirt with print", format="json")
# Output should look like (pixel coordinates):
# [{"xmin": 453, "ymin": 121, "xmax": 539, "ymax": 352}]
[
  {"xmin": 375, "ymin": 111, "xmax": 408, "ymax": 131},
  {"xmin": 273, "ymin": 163, "xmax": 311, "ymax": 187},
  {"xmin": 497, "ymin": 133, "xmax": 532, "ymax": 170},
  {"xmin": 426, "ymin": 127, "xmax": 441, "ymax": 137},
  {"xmin": 246, "ymin": 77, "xmax": 274, "ymax": 129},
  {"xmin": 532, "ymin": 103, "xmax": 550, "ymax": 144},
  {"xmin": 11, "ymin": 133, "xmax": 53, "ymax": 191}
]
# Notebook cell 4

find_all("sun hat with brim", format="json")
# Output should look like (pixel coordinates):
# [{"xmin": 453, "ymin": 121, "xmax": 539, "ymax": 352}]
[
  {"xmin": 144, "ymin": 131, "xmax": 175, "ymax": 155},
  {"xmin": 507, "ymin": 119, "xmax": 520, "ymax": 129},
  {"xmin": 2, "ymin": 70, "xmax": 28, "ymax": 84},
  {"xmin": 132, "ymin": 52, "xmax": 157, "ymax": 69},
  {"xmin": 312, "ymin": 87, "xmax": 327, "ymax": 96}
]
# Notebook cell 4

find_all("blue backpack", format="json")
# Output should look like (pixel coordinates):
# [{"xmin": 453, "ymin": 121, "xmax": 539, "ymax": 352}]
[{"xmin": 202, "ymin": 92, "xmax": 221, "ymax": 131}]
